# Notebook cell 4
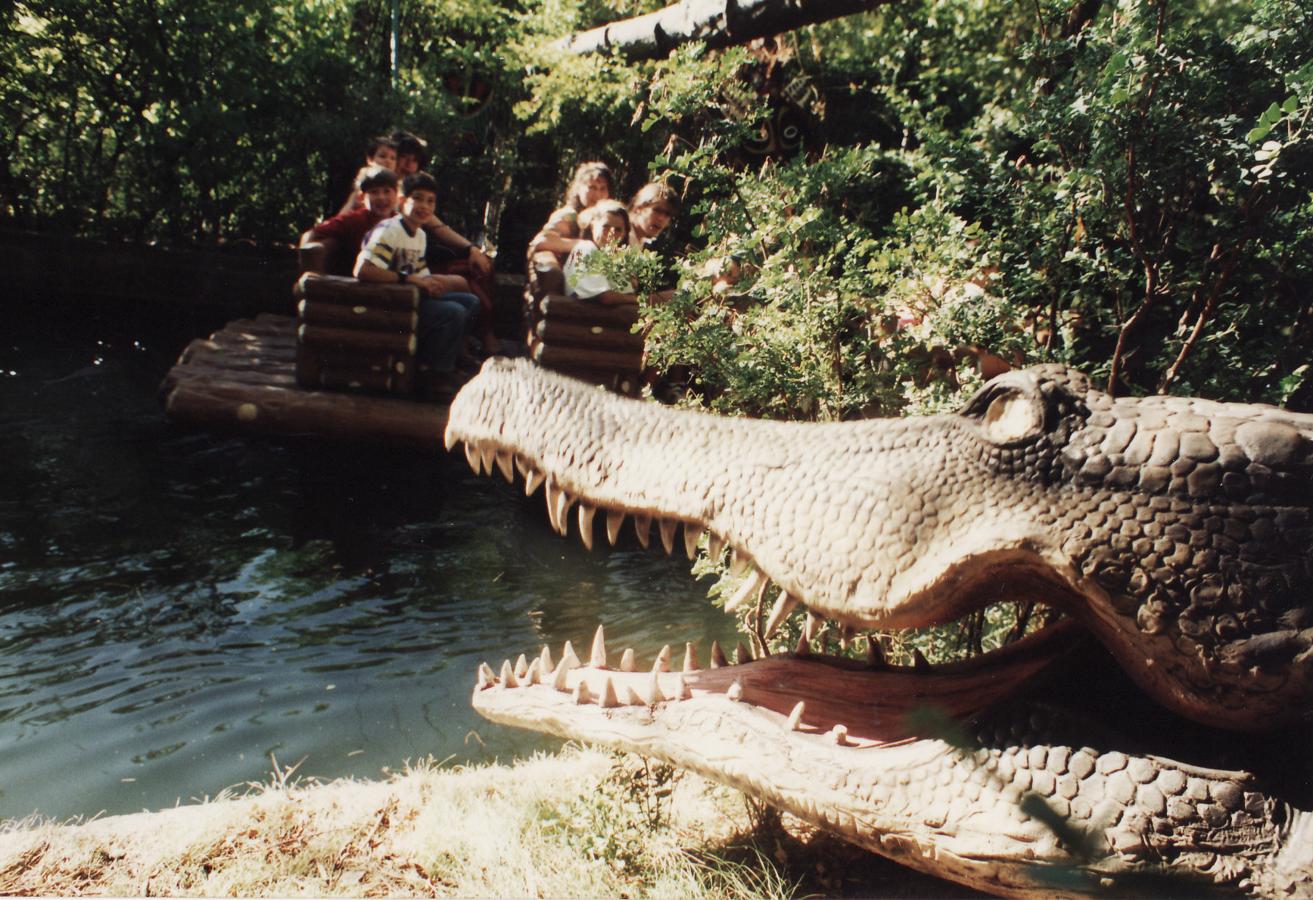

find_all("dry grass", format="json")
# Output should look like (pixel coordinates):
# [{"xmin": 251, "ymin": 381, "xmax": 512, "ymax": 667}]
[{"xmin": 0, "ymin": 747, "xmax": 977, "ymax": 898}]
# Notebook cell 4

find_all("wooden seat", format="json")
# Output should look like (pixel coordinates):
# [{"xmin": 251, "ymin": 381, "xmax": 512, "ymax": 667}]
[{"xmin": 293, "ymin": 273, "xmax": 419, "ymax": 396}]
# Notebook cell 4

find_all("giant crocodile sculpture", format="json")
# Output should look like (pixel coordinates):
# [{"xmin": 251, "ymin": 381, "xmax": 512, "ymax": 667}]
[{"xmin": 446, "ymin": 358, "xmax": 1313, "ymax": 896}]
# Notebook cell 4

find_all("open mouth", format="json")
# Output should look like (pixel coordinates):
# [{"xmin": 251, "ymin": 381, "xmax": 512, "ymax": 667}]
[{"xmin": 457, "ymin": 439, "xmax": 1083, "ymax": 743}]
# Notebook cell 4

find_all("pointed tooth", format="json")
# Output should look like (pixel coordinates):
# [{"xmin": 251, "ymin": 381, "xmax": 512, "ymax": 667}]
[
  {"xmin": 676, "ymin": 674, "xmax": 691, "ymax": 700},
  {"xmin": 805, "ymin": 611, "xmax": 823, "ymax": 642},
  {"xmin": 726, "ymin": 679, "xmax": 743, "ymax": 702},
  {"xmin": 477, "ymin": 662, "xmax": 496, "ymax": 689},
  {"xmin": 444, "ymin": 429, "xmax": 458, "ymax": 451},
  {"xmin": 525, "ymin": 469, "xmax": 545, "ymax": 497},
  {"xmin": 626, "ymin": 685, "xmax": 646, "ymax": 706},
  {"xmin": 526, "ymin": 658, "xmax": 542, "ymax": 685},
  {"xmin": 464, "ymin": 443, "xmax": 481, "ymax": 474},
  {"xmin": 794, "ymin": 633, "xmax": 810, "ymax": 657},
  {"xmin": 578, "ymin": 504, "xmax": 596, "ymax": 551},
  {"xmin": 913, "ymin": 648, "xmax": 931, "ymax": 672},
  {"xmin": 539, "ymin": 645, "xmax": 554, "ymax": 674},
  {"xmin": 514, "ymin": 455, "xmax": 530, "ymax": 478},
  {"xmin": 683, "ymin": 642, "xmax": 700, "ymax": 672},
  {"xmin": 830, "ymin": 724, "xmax": 850, "ymax": 746},
  {"xmin": 495, "ymin": 451, "xmax": 514, "ymax": 483},
  {"xmin": 709, "ymin": 640, "xmax": 728, "ymax": 669},
  {"xmin": 734, "ymin": 642, "xmax": 753, "ymax": 665},
  {"xmin": 658, "ymin": 518, "xmax": 677, "ymax": 555},
  {"xmin": 786, "ymin": 701, "xmax": 806, "ymax": 731},
  {"xmin": 560, "ymin": 641, "xmax": 581, "ymax": 671},
  {"xmin": 589, "ymin": 625, "xmax": 608, "ymax": 668},
  {"xmin": 653, "ymin": 645, "xmax": 671, "ymax": 673},
  {"xmin": 553, "ymin": 488, "xmax": 572, "ymax": 536},
  {"xmin": 479, "ymin": 445, "xmax": 496, "ymax": 476},
  {"xmin": 552, "ymin": 659, "xmax": 571, "ymax": 691},
  {"xmin": 646, "ymin": 670, "xmax": 665, "ymax": 704},
  {"xmin": 707, "ymin": 532, "xmax": 725, "ymax": 559},
  {"xmin": 725, "ymin": 568, "xmax": 766, "ymax": 613},
  {"xmin": 764, "ymin": 592, "xmax": 800, "ymax": 639},
  {"xmin": 619, "ymin": 648, "xmax": 636, "ymax": 672},
  {"xmin": 514, "ymin": 654, "xmax": 528, "ymax": 678},
  {"xmin": 500, "ymin": 660, "xmax": 518, "ymax": 689},
  {"xmin": 573, "ymin": 680, "xmax": 591, "ymax": 704},
  {"xmin": 545, "ymin": 483, "xmax": 562, "ymax": 531},
  {"xmin": 730, "ymin": 548, "xmax": 750, "ymax": 576},
  {"xmin": 599, "ymin": 677, "xmax": 620, "ymax": 708},
  {"xmin": 683, "ymin": 523, "xmax": 704, "ymax": 559},
  {"xmin": 866, "ymin": 637, "xmax": 887, "ymax": 670},
  {"xmin": 634, "ymin": 514, "xmax": 651, "ymax": 548},
  {"xmin": 606, "ymin": 510, "xmax": 625, "ymax": 545}
]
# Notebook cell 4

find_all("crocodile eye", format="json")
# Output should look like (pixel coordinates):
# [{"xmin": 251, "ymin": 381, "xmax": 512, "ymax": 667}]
[{"xmin": 979, "ymin": 389, "xmax": 1043, "ymax": 444}]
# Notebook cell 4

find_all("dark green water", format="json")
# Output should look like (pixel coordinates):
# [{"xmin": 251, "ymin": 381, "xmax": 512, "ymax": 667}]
[{"xmin": 0, "ymin": 303, "xmax": 737, "ymax": 821}]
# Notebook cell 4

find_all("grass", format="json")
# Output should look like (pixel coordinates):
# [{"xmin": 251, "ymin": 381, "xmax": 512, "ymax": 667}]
[{"xmin": 0, "ymin": 746, "xmax": 982, "ymax": 898}]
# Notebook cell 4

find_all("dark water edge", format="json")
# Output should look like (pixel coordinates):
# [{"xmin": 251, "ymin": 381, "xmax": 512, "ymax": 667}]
[{"xmin": 0, "ymin": 298, "xmax": 738, "ymax": 820}]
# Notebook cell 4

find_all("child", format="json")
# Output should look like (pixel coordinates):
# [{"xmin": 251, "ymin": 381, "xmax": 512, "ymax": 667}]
[
  {"xmin": 628, "ymin": 181, "xmax": 680, "ymax": 247},
  {"xmin": 337, "ymin": 136, "xmax": 399, "ymax": 214},
  {"xmin": 355, "ymin": 172, "xmax": 481, "ymax": 398},
  {"xmin": 564, "ymin": 200, "xmax": 637, "ymax": 307},
  {"xmin": 310, "ymin": 166, "xmax": 399, "ymax": 274},
  {"xmin": 528, "ymin": 162, "xmax": 615, "ymax": 263},
  {"xmin": 391, "ymin": 131, "xmax": 429, "ymax": 178}
]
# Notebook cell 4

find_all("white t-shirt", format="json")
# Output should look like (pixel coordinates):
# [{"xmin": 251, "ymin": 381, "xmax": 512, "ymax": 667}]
[
  {"xmin": 353, "ymin": 215, "xmax": 430, "ymax": 277},
  {"xmin": 563, "ymin": 240, "xmax": 613, "ymax": 300}
]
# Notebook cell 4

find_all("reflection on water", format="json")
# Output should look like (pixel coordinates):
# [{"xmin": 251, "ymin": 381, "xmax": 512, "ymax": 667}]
[{"xmin": 0, "ymin": 304, "xmax": 738, "ymax": 820}]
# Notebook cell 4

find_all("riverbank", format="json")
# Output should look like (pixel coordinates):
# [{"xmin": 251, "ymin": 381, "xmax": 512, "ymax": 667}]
[{"xmin": 0, "ymin": 747, "xmax": 977, "ymax": 897}]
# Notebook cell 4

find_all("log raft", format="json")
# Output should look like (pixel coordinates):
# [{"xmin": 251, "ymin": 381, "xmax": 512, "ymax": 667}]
[{"xmin": 159, "ymin": 314, "xmax": 447, "ymax": 449}]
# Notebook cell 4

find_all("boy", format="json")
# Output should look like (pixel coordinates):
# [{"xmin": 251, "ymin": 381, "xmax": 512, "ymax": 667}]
[
  {"xmin": 337, "ymin": 136, "xmax": 399, "ymax": 214},
  {"xmin": 355, "ymin": 172, "xmax": 481, "ymax": 398},
  {"xmin": 391, "ymin": 131, "xmax": 429, "ymax": 178},
  {"xmin": 310, "ymin": 166, "xmax": 399, "ymax": 275},
  {"xmin": 628, "ymin": 181, "xmax": 680, "ymax": 247}
]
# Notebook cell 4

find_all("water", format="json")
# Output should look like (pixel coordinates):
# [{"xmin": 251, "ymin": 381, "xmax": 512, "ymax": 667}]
[{"xmin": 0, "ymin": 302, "xmax": 738, "ymax": 821}]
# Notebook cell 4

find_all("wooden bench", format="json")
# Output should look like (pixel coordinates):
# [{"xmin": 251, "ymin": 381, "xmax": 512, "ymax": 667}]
[{"xmin": 293, "ymin": 273, "xmax": 420, "ymax": 397}]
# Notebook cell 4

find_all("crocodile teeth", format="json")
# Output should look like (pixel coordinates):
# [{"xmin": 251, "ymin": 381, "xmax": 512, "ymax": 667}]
[
  {"xmin": 734, "ymin": 642, "xmax": 753, "ymax": 665},
  {"xmin": 683, "ymin": 523, "xmax": 703, "ymax": 559},
  {"xmin": 730, "ymin": 548, "xmax": 750, "ymax": 577},
  {"xmin": 477, "ymin": 662, "xmax": 496, "ymax": 689},
  {"xmin": 653, "ymin": 644, "xmax": 671, "ymax": 673},
  {"xmin": 709, "ymin": 640, "xmax": 728, "ymax": 669},
  {"xmin": 794, "ymin": 633, "xmax": 811, "ymax": 657},
  {"xmin": 786, "ymin": 700, "xmax": 806, "ymax": 731},
  {"xmin": 619, "ymin": 648, "xmax": 636, "ymax": 672},
  {"xmin": 573, "ymin": 681, "xmax": 591, "ymax": 704},
  {"xmin": 606, "ymin": 510, "xmax": 625, "ymax": 545},
  {"xmin": 600, "ymin": 677, "xmax": 620, "ymax": 708},
  {"xmin": 514, "ymin": 654, "xmax": 528, "ymax": 678},
  {"xmin": 683, "ymin": 642, "xmax": 700, "ymax": 672},
  {"xmin": 464, "ymin": 443, "xmax": 482, "ymax": 474},
  {"xmin": 725, "ymin": 568, "xmax": 767, "ymax": 613},
  {"xmin": 560, "ymin": 641, "xmax": 581, "ymax": 671},
  {"xmin": 913, "ymin": 648, "xmax": 931, "ymax": 672},
  {"xmin": 590, "ymin": 625, "xmax": 608, "ymax": 668},
  {"xmin": 495, "ymin": 451, "xmax": 515, "ymax": 483},
  {"xmin": 524, "ymin": 469, "xmax": 545, "ymax": 497},
  {"xmin": 514, "ymin": 455, "xmax": 530, "ymax": 478},
  {"xmin": 676, "ymin": 674, "xmax": 691, "ymax": 700},
  {"xmin": 578, "ymin": 504, "xmax": 596, "ymax": 551},
  {"xmin": 866, "ymin": 637, "xmax": 887, "ymax": 670},
  {"xmin": 830, "ymin": 724, "xmax": 850, "ymax": 746},
  {"xmin": 479, "ymin": 445, "xmax": 496, "ymax": 477},
  {"xmin": 647, "ymin": 670, "xmax": 665, "ymax": 704},
  {"xmin": 634, "ymin": 514, "xmax": 651, "ymax": 549},
  {"xmin": 552, "ymin": 659, "xmax": 571, "ymax": 691},
  {"xmin": 444, "ymin": 429, "xmax": 458, "ymax": 451},
  {"xmin": 658, "ymin": 518, "xmax": 677, "ymax": 555},
  {"xmin": 500, "ymin": 660, "xmax": 518, "ymax": 689},
  {"xmin": 726, "ymin": 679, "xmax": 743, "ymax": 702},
  {"xmin": 707, "ymin": 532, "xmax": 726, "ymax": 560},
  {"xmin": 764, "ymin": 593, "xmax": 800, "ymax": 639},
  {"xmin": 526, "ymin": 658, "xmax": 542, "ymax": 685},
  {"xmin": 551, "ymin": 487, "xmax": 574, "ymax": 536},
  {"xmin": 805, "ymin": 611, "xmax": 823, "ymax": 642},
  {"xmin": 626, "ymin": 685, "xmax": 646, "ymax": 706},
  {"xmin": 545, "ymin": 483, "xmax": 563, "ymax": 532},
  {"xmin": 539, "ymin": 645, "xmax": 554, "ymax": 674}
]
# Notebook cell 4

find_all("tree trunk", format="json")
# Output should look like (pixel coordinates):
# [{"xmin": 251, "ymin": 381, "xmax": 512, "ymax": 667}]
[{"xmin": 555, "ymin": 0, "xmax": 894, "ymax": 59}]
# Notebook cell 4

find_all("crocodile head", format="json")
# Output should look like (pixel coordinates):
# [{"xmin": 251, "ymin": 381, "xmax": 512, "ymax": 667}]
[{"xmin": 445, "ymin": 359, "xmax": 1313, "ymax": 895}]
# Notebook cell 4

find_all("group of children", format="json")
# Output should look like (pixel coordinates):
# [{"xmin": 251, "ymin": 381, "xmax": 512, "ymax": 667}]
[{"xmin": 308, "ymin": 131, "xmax": 498, "ymax": 398}]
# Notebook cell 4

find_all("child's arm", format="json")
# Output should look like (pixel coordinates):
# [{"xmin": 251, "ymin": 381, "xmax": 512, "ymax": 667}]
[{"xmin": 427, "ymin": 220, "xmax": 493, "ymax": 276}]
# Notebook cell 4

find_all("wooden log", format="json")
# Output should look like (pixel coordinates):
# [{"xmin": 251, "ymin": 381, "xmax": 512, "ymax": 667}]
[
  {"xmin": 297, "ymin": 298, "xmax": 418, "ymax": 333},
  {"xmin": 162, "ymin": 379, "xmax": 447, "ymax": 449},
  {"xmin": 296, "ymin": 350, "xmax": 414, "ymax": 395},
  {"xmin": 539, "ymin": 294, "xmax": 640, "ymax": 328},
  {"xmin": 165, "ymin": 365, "xmax": 299, "ymax": 390},
  {"xmin": 535, "ymin": 318, "xmax": 645, "ymax": 352},
  {"xmin": 533, "ymin": 341, "xmax": 644, "ymax": 373},
  {"xmin": 178, "ymin": 344, "xmax": 296, "ymax": 375},
  {"xmin": 295, "ymin": 273, "xmax": 420, "ymax": 312},
  {"xmin": 297, "ymin": 324, "xmax": 417, "ymax": 355}
]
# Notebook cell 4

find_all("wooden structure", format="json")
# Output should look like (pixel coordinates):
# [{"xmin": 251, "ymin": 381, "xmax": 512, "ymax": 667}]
[
  {"xmin": 160, "ymin": 313, "xmax": 447, "ymax": 449},
  {"xmin": 293, "ymin": 274, "xmax": 420, "ymax": 396}
]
